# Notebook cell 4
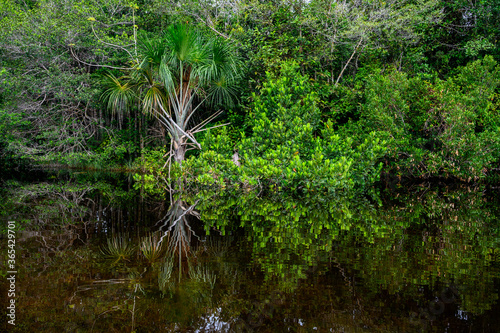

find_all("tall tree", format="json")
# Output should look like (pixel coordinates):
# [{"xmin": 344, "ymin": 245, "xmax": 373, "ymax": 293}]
[{"xmin": 103, "ymin": 24, "xmax": 242, "ymax": 164}]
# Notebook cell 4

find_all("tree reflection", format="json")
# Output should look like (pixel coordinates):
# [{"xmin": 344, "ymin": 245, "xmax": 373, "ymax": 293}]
[
  {"xmin": 145, "ymin": 196, "xmax": 228, "ymax": 323},
  {"xmin": 194, "ymin": 185, "xmax": 500, "ymax": 326},
  {"xmin": 156, "ymin": 198, "xmax": 200, "ymax": 278},
  {"xmin": 3, "ymin": 176, "xmax": 500, "ymax": 332}
]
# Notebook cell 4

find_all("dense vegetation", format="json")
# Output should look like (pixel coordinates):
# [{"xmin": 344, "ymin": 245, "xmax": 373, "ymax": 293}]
[{"xmin": 1, "ymin": 0, "xmax": 500, "ymax": 190}]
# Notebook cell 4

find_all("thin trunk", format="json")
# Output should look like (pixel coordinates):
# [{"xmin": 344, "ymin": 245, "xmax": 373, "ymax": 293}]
[
  {"xmin": 135, "ymin": 108, "xmax": 139, "ymax": 160},
  {"xmin": 173, "ymin": 141, "xmax": 186, "ymax": 165},
  {"xmin": 139, "ymin": 105, "xmax": 144, "ymax": 171},
  {"xmin": 336, "ymin": 38, "xmax": 363, "ymax": 86}
]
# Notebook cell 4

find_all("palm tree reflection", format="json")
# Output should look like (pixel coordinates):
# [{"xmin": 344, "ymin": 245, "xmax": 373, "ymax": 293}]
[{"xmin": 155, "ymin": 198, "xmax": 218, "ymax": 301}]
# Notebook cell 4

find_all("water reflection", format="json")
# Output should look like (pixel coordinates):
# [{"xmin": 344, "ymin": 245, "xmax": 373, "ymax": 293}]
[
  {"xmin": 153, "ymin": 199, "xmax": 217, "ymax": 297},
  {"xmin": 1, "ymin": 175, "xmax": 499, "ymax": 332}
]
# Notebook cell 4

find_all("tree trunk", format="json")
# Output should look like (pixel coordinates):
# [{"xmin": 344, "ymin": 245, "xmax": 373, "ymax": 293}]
[
  {"xmin": 173, "ymin": 141, "xmax": 186, "ymax": 165},
  {"xmin": 139, "ymin": 108, "xmax": 144, "ymax": 172}
]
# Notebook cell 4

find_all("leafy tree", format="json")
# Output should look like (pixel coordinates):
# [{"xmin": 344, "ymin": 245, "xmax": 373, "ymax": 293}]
[
  {"xmin": 0, "ymin": 0, "xmax": 137, "ymax": 165},
  {"xmin": 358, "ymin": 56, "xmax": 500, "ymax": 180},
  {"xmin": 302, "ymin": 0, "xmax": 443, "ymax": 81}
]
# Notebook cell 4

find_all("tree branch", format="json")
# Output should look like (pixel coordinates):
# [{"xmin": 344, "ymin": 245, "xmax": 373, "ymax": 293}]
[{"xmin": 335, "ymin": 38, "xmax": 363, "ymax": 86}]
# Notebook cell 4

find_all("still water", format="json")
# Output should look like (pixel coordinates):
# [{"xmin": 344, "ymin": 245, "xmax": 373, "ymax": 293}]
[{"xmin": 1, "ymin": 170, "xmax": 499, "ymax": 332}]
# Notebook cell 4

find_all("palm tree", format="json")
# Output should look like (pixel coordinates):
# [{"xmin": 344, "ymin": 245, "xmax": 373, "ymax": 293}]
[{"xmin": 101, "ymin": 24, "xmax": 241, "ymax": 165}]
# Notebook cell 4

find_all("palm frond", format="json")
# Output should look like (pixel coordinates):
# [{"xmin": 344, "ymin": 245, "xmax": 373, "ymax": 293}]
[
  {"xmin": 100, "ymin": 234, "xmax": 136, "ymax": 263},
  {"xmin": 207, "ymin": 74, "xmax": 239, "ymax": 107},
  {"xmin": 197, "ymin": 38, "xmax": 242, "ymax": 100},
  {"xmin": 140, "ymin": 232, "xmax": 166, "ymax": 263},
  {"xmin": 143, "ymin": 84, "xmax": 168, "ymax": 116},
  {"xmin": 159, "ymin": 59, "xmax": 177, "ymax": 94},
  {"xmin": 99, "ymin": 24, "xmax": 243, "ymax": 166},
  {"xmin": 166, "ymin": 24, "xmax": 200, "ymax": 63},
  {"xmin": 100, "ymin": 74, "xmax": 136, "ymax": 114},
  {"xmin": 139, "ymin": 36, "xmax": 167, "ymax": 68}
]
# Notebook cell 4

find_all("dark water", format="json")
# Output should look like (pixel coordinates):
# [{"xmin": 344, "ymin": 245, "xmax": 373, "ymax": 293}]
[{"xmin": 1, "ymin": 171, "xmax": 499, "ymax": 332}]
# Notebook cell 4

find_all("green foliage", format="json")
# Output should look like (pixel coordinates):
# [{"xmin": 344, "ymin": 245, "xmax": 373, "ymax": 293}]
[
  {"xmin": 358, "ymin": 56, "xmax": 500, "ymax": 180},
  {"xmin": 424, "ymin": 0, "xmax": 500, "ymax": 72},
  {"xmin": 194, "ymin": 182, "xmax": 500, "ymax": 305},
  {"xmin": 244, "ymin": 61, "xmax": 320, "ymax": 157},
  {"xmin": 0, "ymin": 0, "xmax": 139, "ymax": 167},
  {"xmin": 1, "ymin": 0, "xmax": 500, "ymax": 184},
  {"xmin": 0, "ymin": 109, "xmax": 30, "ymax": 173},
  {"xmin": 163, "ymin": 62, "xmax": 386, "ymax": 193},
  {"xmin": 37, "ymin": 136, "xmax": 139, "ymax": 170}
]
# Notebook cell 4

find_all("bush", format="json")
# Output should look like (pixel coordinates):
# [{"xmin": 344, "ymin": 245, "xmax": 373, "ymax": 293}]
[
  {"xmin": 359, "ymin": 56, "xmax": 500, "ymax": 180},
  {"xmin": 173, "ymin": 62, "xmax": 386, "ymax": 194}
]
